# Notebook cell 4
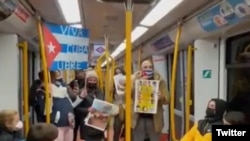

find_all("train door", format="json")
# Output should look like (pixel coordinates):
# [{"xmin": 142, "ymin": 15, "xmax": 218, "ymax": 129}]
[
  {"xmin": 167, "ymin": 52, "xmax": 184, "ymax": 139},
  {"xmin": 175, "ymin": 50, "xmax": 185, "ymax": 138},
  {"xmin": 183, "ymin": 48, "xmax": 195, "ymax": 131},
  {"xmin": 167, "ymin": 49, "xmax": 195, "ymax": 139}
]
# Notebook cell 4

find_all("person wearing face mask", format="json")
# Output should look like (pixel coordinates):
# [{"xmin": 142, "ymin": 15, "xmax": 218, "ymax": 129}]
[
  {"xmin": 0, "ymin": 110, "xmax": 24, "ymax": 141},
  {"xmin": 115, "ymin": 67, "xmax": 125, "ymax": 76},
  {"xmin": 131, "ymin": 59, "xmax": 169, "ymax": 141},
  {"xmin": 109, "ymin": 67, "xmax": 126, "ymax": 141},
  {"xmin": 67, "ymin": 70, "xmax": 86, "ymax": 141},
  {"xmin": 75, "ymin": 69, "xmax": 105, "ymax": 141},
  {"xmin": 181, "ymin": 98, "xmax": 227, "ymax": 141},
  {"xmin": 55, "ymin": 70, "xmax": 64, "ymax": 85},
  {"xmin": 36, "ymin": 71, "xmax": 75, "ymax": 141}
]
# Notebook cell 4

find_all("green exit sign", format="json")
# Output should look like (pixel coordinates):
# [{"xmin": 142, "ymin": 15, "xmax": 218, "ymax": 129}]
[{"xmin": 202, "ymin": 70, "xmax": 212, "ymax": 79}]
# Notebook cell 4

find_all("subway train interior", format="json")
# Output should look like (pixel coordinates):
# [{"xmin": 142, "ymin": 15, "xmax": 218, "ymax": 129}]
[{"xmin": 0, "ymin": 0, "xmax": 250, "ymax": 141}]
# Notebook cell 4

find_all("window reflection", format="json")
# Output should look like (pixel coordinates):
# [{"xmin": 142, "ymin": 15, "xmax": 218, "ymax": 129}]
[{"xmin": 226, "ymin": 32, "xmax": 250, "ymax": 101}]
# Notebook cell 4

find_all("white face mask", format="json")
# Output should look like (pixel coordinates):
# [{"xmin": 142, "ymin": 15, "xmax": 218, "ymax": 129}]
[{"xmin": 15, "ymin": 121, "xmax": 23, "ymax": 130}]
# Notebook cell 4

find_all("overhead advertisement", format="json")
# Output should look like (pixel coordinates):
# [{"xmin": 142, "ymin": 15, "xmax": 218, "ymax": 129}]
[
  {"xmin": 197, "ymin": 0, "xmax": 250, "ymax": 32},
  {"xmin": 150, "ymin": 35, "xmax": 173, "ymax": 52}
]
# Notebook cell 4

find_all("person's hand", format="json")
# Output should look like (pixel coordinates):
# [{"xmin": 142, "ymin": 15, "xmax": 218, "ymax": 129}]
[
  {"xmin": 135, "ymin": 71, "xmax": 142, "ymax": 77},
  {"xmin": 79, "ymin": 89, "xmax": 87, "ymax": 98},
  {"xmin": 100, "ymin": 112, "xmax": 109, "ymax": 117},
  {"xmin": 88, "ymin": 107, "xmax": 96, "ymax": 113}
]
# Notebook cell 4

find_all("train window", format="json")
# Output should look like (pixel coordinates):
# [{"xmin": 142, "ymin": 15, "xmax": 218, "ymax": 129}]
[
  {"xmin": 226, "ymin": 32, "xmax": 250, "ymax": 101},
  {"xmin": 226, "ymin": 32, "xmax": 250, "ymax": 66}
]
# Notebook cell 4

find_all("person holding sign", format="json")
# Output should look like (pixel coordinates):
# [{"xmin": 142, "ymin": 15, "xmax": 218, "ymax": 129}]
[
  {"xmin": 131, "ymin": 59, "xmax": 169, "ymax": 141},
  {"xmin": 75, "ymin": 69, "xmax": 106, "ymax": 141},
  {"xmin": 112, "ymin": 67, "xmax": 126, "ymax": 141}
]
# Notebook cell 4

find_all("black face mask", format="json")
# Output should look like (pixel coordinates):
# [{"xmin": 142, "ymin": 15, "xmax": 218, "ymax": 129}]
[
  {"xmin": 206, "ymin": 108, "xmax": 215, "ymax": 117},
  {"xmin": 87, "ymin": 83, "xmax": 97, "ymax": 89},
  {"xmin": 56, "ymin": 78, "xmax": 63, "ymax": 83},
  {"xmin": 77, "ymin": 78, "xmax": 85, "ymax": 88}
]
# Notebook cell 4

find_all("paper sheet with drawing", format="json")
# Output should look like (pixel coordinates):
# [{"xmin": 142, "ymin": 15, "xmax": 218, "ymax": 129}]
[{"xmin": 134, "ymin": 80, "xmax": 160, "ymax": 114}]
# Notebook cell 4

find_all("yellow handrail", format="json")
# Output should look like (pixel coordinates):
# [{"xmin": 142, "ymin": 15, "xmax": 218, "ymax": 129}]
[
  {"xmin": 106, "ymin": 55, "xmax": 115, "ymax": 103},
  {"xmin": 37, "ymin": 19, "xmax": 51, "ymax": 123},
  {"xmin": 138, "ymin": 46, "xmax": 142, "ymax": 70},
  {"xmin": 104, "ymin": 34, "xmax": 110, "ymax": 103},
  {"xmin": 18, "ymin": 41, "xmax": 29, "ymax": 136},
  {"xmin": 185, "ymin": 45, "xmax": 193, "ymax": 133},
  {"xmin": 96, "ymin": 53, "xmax": 106, "ymax": 92},
  {"xmin": 170, "ymin": 24, "xmax": 182, "ymax": 141},
  {"xmin": 125, "ymin": 4, "xmax": 132, "ymax": 141}
]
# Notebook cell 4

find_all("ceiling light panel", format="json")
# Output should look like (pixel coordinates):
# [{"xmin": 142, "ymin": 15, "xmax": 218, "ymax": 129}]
[
  {"xmin": 140, "ymin": 0, "xmax": 183, "ymax": 26},
  {"xmin": 57, "ymin": 0, "xmax": 81, "ymax": 23}
]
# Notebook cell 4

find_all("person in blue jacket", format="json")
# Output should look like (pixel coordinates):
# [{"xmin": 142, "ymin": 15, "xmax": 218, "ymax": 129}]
[{"xmin": 36, "ymin": 71, "xmax": 75, "ymax": 141}]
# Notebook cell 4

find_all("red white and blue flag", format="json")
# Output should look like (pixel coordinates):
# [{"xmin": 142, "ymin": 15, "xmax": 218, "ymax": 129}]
[{"xmin": 42, "ymin": 22, "xmax": 89, "ymax": 70}]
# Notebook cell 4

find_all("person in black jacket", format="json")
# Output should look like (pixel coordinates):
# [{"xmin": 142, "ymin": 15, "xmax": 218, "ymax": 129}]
[
  {"xmin": 76, "ymin": 69, "xmax": 105, "ymax": 141},
  {"xmin": 36, "ymin": 71, "xmax": 75, "ymax": 141},
  {"xmin": 29, "ymin": 71, "xmax": 44, "ymax": 123},
  {"xmin": 226, "ymin": 92, "xmax": 250, "ymax": 124},
  {"xmin": 67, "ymin": 70, "xmax": 86, "ymax": 141},
  {"xmin": 0, "ymin": 110, "xmax": 24, "ymax": 141}
]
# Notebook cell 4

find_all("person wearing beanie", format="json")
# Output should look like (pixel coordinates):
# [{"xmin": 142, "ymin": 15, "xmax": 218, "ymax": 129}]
[
  {"xmin": 74, "ymin": 69, "xmax": 105, "ymax": 141},
  {"xmin": 73, "ymin": 69, "xmax": 117, "ymax": 141}
]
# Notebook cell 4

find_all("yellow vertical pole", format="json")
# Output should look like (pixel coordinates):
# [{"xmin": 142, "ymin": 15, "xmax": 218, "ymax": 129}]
[
  {"xmin": 170, "ymin": 23, "xmax": 182, "ymax": 141},
  {"xmin": 19, "ymin": 41, "xmax": 29, "ymax": 136},
  {"xmin": 104, "ymin": 34, "xmax": 110, "ymax": 101},
  {"xmin": 96, "ymin": 54, "xmax": 105, "ymax": 92},
  {"xmin": 104, "ymin": 34, "xmax": 111, "ymax": 141},
  {"xmin": 138, "ymin": 46, "xmax": 141, "ymax": 69},
  {"xmin": 37, "ymin": 19, "xmax": 51, "ymax": 123},
  {"xmin": 125, "ymin": 1, "xmax": 132, "ymax": 141},
  {"xmin": 185, "ymin": 45, "xmax": 193, "ymax": 133}
]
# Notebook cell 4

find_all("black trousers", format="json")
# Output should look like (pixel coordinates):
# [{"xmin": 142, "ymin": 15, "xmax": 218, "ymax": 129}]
[{"xmin": 73, "ymin": 117, "xmax": 81, "ymax": 141}]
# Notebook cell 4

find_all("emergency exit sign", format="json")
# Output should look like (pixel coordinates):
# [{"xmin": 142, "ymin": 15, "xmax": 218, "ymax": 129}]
[{"xmin": 202, "ymin": 70, "xmax": 212, "ymax": 79}]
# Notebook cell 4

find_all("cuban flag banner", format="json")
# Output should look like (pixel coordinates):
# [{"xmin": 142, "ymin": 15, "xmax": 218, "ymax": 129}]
[{"xmin": 42, "ymin": 22, "xmax": 89, "ymax": 71}]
